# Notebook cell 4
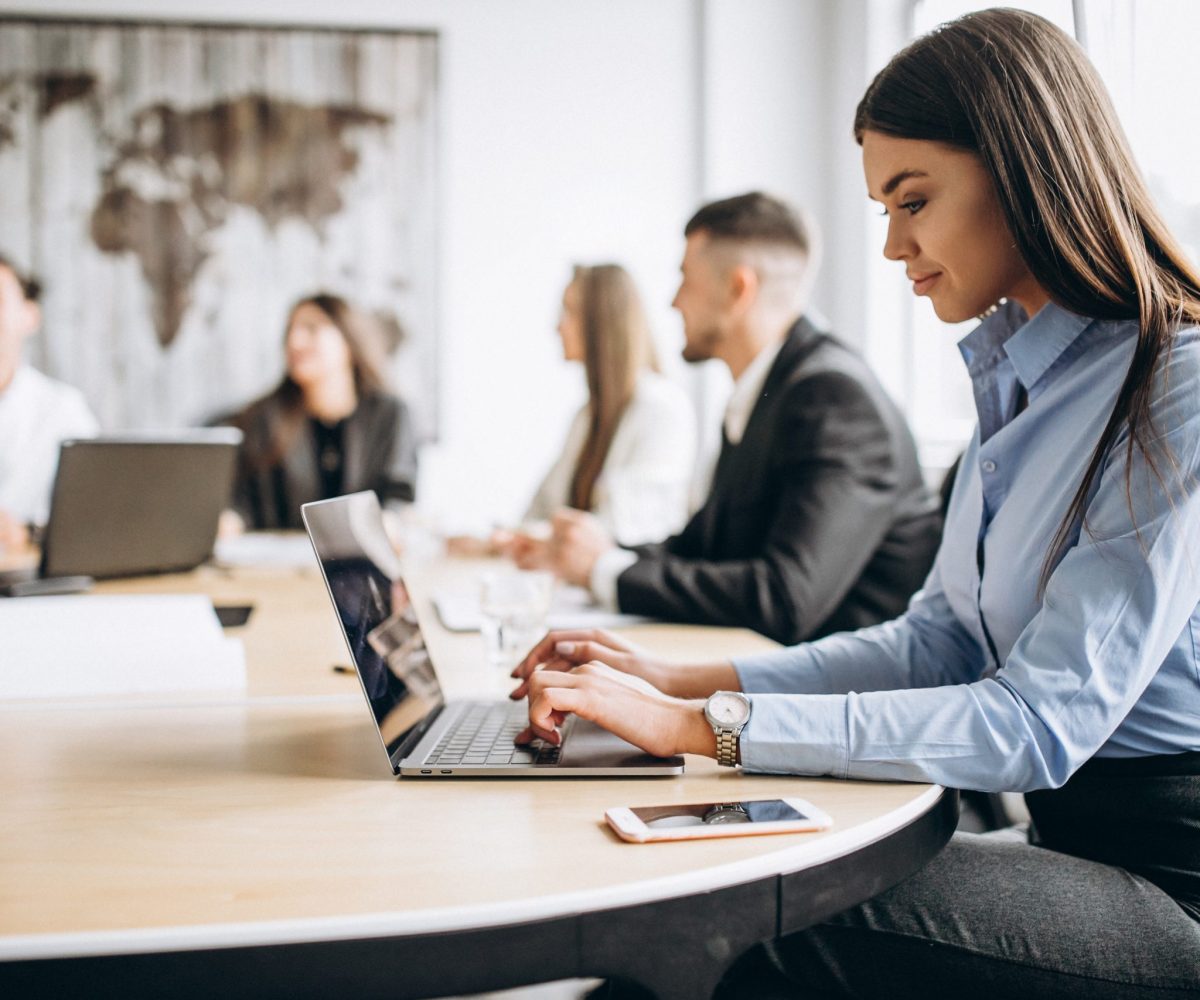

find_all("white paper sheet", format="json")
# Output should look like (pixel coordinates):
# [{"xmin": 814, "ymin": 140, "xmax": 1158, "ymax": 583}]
[
  {"xmin": 0, "ymin": 595, "xmax": 245, "ymax": 699},
  {"xmin": 213, "ymin": 532, "xmax": 316, "ymax": 569}
]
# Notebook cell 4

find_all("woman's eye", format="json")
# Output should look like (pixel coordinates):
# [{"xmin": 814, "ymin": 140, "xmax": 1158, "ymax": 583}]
[{"xmin": 877, "ymin": 199, "xmax": 926, "ymax": 217}]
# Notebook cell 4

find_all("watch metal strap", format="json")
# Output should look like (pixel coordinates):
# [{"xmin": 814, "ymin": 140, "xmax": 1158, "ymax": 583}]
[{"xmin": 715, "ymin": 728, "xmax": 739, "ymax": 767}]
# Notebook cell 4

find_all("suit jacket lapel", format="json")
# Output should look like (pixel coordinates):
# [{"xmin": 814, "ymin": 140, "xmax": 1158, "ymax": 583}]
[
  {"xmin": 695, "ymin": 317, "xmax": 821, "ymax": 551},
  {"xmin": 743, "ymin": 317, "xmax": 822, "ymax": 437},
  {"xmin": 282, "ymin": 416, "xmax": 320, "ymax": 501},
  {"xmin": 342, "ymin": 403, "xmax": 367, "ymax": 495}
]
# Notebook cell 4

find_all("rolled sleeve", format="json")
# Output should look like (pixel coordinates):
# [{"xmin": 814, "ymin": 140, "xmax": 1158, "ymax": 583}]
[{"xmin": 740, "ymin": 693, "xmax": 850, "ymax": 777}]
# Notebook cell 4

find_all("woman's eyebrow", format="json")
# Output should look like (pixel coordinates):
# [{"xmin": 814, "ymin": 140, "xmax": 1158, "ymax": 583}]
[{"xmin": 881, "ymin": 169, "xmax": 929, "ymax": 196}]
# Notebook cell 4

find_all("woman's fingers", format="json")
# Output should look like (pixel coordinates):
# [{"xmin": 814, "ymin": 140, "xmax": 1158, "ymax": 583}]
[
  {"xmin": 526, "ymin": 674, "xmax": 585, "ymax": 741},
  {"xmin": 511, "ymin": 628, "xmax": 625, "ymax": 679},
  {"xmin": 508, "ymin": 655, "xmax": 573, "ymax": 699},
  {"xmin": 516, "ymin": 661, "xmax": 688, "ymax": 759},
  {"xmin": 514, "ymin": 707, "xmax": 569, "ymax": 746},
  {"xmin": 507, "ymin": 640, "xmax": 649, "ymax": 700}
]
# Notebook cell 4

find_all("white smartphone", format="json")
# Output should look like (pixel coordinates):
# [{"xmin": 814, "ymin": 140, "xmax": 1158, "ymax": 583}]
[{"xmin": 605, "ymin": 797, "xmax": 832, "ymax": 843}]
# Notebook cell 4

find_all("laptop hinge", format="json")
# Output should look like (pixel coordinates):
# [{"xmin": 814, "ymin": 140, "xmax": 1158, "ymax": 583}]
[{"xmin": 389, "ymin": 700, "xmax": 445, "ymax": 773}]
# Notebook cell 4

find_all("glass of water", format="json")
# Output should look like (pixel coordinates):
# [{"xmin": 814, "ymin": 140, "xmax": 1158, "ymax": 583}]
[{"xmin": 479, "ymin": 569, "xmax": 554, "ymax": 670}]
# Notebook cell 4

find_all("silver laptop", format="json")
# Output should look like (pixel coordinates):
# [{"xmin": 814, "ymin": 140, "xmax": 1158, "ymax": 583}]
[{"xmin": 302, "ymin": 491, "xmax": 684, "ymax": 778}]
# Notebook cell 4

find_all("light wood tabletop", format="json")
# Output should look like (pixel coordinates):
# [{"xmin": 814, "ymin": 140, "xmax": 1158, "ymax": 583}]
[
  {"xmin": 83, "ymin": 545, "xmax": 782, "ymax": 702},
  {"xmin": 0, "ymin": 543, "xmax": 952, "ymax": 999},
  {"xmin": 0, "ymin": 697, "xmax": 940, "ymax": 949}
]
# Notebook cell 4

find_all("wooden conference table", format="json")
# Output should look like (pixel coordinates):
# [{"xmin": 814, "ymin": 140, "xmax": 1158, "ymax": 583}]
[{"xmin": 0, "ymin": 546, "xmax": 955, "ymax": 1000}]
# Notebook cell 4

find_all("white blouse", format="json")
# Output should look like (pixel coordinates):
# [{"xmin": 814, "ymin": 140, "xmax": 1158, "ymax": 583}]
[
  {"xmin": 0, "ymin": 365, "xmax": 99, "ymax": 524},
  {"xmin": 525, "ymin": 370, "xmax": 696, "ymax": 545}
]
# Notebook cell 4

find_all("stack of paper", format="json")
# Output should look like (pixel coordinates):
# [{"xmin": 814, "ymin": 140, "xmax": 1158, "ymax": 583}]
[
  {"xmin": 213, "ymin": 532, "xmax": 316, "ymax": 569},
  {"xmin": 0, "ymin": 595, "xmax": 245, "ymax": 699}
]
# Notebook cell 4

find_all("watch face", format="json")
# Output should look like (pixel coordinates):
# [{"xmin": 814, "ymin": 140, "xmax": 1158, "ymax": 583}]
[
  {"xmin": 707, "ymin": 692, "xmax": 749, "ymax": 727},
  {"xmin": 704, "ymin": 805, "xmax": 750, "ymax": 825}
]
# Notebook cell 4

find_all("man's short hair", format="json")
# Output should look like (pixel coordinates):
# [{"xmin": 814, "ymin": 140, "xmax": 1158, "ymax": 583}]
[{"xmin": 684, "ymin": 192, "xmax": 810, "ymax": 257}]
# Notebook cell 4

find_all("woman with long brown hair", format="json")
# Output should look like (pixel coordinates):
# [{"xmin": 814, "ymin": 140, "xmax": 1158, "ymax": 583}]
[
  {"xmin": 225, "ymin": 293, "xmax": 417, "ymax": 531},
  {"xmin": 511, "ymin": 9, "xmax": 1200, "ymax": 995},
  {"xmin": 506, "ymin": 263, "xmax": 695, "ymax": 559}
]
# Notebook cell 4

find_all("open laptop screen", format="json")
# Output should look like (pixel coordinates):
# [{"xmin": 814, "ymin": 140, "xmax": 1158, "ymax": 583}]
[{"xmin": 303, "ymin": 492, "xmax": 444, "ymax": 758}]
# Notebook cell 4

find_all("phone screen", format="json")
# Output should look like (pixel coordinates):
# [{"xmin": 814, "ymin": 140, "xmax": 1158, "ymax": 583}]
[{"xmin": 630, "ymin": 799, "xmax": 809, "ymax": 829}]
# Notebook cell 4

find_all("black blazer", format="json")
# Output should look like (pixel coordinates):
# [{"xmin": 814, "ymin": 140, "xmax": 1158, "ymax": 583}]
[
  {"xmin": 229, "ymin": 391, "xmax": 417, "ymax": 530},
  {"xmin": 617, "ymin": 317, "xmax": 941, "ymax": 645}
]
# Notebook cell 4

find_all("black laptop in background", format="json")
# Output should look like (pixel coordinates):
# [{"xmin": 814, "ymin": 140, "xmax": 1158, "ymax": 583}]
[{"xmin": 0, "ymin": 430, "xmax": 241, "ymax": 593}]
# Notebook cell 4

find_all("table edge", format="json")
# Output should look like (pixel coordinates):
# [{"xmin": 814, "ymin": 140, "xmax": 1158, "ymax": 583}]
[{"xmin": 0, "ymin": 785, "xmax": 944, "ymax": 961}]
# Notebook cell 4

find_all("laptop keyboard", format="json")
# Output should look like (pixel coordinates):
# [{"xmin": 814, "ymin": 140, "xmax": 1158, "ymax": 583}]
[{"xmin": 425, "ymin": 703, "xmax": 562, "ymax": 767}]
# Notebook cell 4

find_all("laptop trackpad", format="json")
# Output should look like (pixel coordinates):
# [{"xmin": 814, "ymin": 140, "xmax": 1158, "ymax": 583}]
[{"xmin": 559, "ymin": 718, "xmax": 674, "ymax": 767}]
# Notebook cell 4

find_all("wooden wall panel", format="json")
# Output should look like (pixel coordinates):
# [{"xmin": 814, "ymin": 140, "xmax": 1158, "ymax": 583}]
[{"xmin": 0, "ymin": 18, "xmax": 438, "ymax": 437}]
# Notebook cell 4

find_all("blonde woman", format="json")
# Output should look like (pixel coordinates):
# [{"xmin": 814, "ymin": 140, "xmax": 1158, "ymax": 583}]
[
  {"xmin": 522, "ymin": 264, "xmax": 694, "ymax": 541},
  {"xmin": 466, "ymin": 264, "xmax": 695, "ymax": 568}
]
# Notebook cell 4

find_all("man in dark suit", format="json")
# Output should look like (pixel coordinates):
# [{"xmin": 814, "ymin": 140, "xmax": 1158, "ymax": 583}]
[{"xmin": 548, "ymin": 192, "xmax": 940, "ymax": 645}]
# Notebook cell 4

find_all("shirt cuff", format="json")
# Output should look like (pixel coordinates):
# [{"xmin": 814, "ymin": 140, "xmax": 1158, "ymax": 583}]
[
  {"xmin": 590, "ymin": 547, "xmax": 638, "ymax": 611},
  {"xmin": 739, "ymin": 693, "xmax": 850, "ymax": 777}
]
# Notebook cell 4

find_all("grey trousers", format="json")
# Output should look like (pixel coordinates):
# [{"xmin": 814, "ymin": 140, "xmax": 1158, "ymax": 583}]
[{"xmin": 717, "ymin": 830, "xmax": 1200, "ymax": 999}]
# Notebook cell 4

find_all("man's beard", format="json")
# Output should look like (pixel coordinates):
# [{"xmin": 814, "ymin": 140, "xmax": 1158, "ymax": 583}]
[{"xmin": 680, "ymin": 324, "xmax": 722, "ymax": 363}]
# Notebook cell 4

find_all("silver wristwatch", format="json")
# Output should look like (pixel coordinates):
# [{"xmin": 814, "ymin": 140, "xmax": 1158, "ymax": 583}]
[{"xmin": 704, "ymin": 691, "xmax": 751, "ymax": 767}]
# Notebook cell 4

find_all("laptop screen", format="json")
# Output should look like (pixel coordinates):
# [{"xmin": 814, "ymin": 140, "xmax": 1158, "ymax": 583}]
[{"xmin": 302, "ymin": 492, "xmax": 444, "ymax": 760}]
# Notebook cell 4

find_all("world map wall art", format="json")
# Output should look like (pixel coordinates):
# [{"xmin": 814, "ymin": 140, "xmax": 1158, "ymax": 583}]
[{"xmin": 0, "ymin": 18, "xmax": 439, "ymax": 434}]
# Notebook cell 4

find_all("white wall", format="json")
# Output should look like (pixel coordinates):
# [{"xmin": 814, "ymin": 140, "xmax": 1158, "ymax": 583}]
[{"xmin": 1, "ymin": 0, "xmax": 874, "ymax": 531}]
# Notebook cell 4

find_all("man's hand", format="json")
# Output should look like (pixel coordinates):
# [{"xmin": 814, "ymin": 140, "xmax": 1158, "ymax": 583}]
[
  {"xmin": 506, "ymin": 531, "xmax": 553, "ymax": 571},
  {"xmin": 0, "ymin": 509, "xmax": 30, "ymax": 552},
  {"xmin": 515, "ymin": 660, "xmax": 716, "ymax": 760},
  {"xmin": 548, "ymin": 508, "xmax": 613, "ymax": 587}
]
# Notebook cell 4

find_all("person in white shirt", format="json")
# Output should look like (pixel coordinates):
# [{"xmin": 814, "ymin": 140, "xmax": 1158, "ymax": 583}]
[
  {"xmin": 521, "ymin": 264, "xmax": 695, "ymax": 545},
  {"xmin": 0, "ymin": 255, "xmax": 98, "ymax": 549},
  {"xmin": 452, "ymin": 264, "xmax": 696, "ymax": 562}
]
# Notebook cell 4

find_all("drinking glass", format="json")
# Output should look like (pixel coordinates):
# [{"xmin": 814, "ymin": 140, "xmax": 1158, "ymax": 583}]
[{"xmin": 479, "ymin": 569, "xmax": 554, "ymax": 670}]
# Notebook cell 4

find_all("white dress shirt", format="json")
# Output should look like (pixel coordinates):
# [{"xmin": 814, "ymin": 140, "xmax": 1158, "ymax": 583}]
[
  {"xmin": 0, "ymin": 365, "xmax": 99, "ymax": 524},
  {"xmin": 590, "ymin": 335, "xmax": 787, "ymax": 610},
  {"xmin": 721, "ymin": 334, "xmax": 787, "ymax": 446}
]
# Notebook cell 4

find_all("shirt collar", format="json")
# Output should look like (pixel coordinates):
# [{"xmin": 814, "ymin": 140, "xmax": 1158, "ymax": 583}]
[
  {"xmin": 723, "ymin": 333, "xmax": 787, "ymax": 445},
  {"xmin": 958, "ymin": 300, "xmax": 1092, "ymax": 393},
  {"xmin": 0, "ymin": 363, "xmax": 31, "ymax": 403}
]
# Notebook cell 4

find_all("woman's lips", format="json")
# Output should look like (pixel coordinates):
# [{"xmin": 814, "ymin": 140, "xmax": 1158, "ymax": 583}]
[{"xmin": 911, "ymin": 273, "xmax": 940, "ymax": 295}]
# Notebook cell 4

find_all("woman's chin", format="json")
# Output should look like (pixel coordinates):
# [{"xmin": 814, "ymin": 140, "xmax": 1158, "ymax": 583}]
[{"xmin": 929, "ymin": 299, "xmax": 973, "ymax": 325}]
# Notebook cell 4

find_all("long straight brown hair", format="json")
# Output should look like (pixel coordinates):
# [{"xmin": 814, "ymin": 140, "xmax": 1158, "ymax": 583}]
[
  {"xmin": 240, "ymin": 292, "xmax": 389, "ymax": 471},
  {"xmin": 567, "ymin": 264, "xmax": 660, "ymax": 512},
  {"xmin": 854, "ymin": 8, "xmax": 1200, "ymax": 592}
]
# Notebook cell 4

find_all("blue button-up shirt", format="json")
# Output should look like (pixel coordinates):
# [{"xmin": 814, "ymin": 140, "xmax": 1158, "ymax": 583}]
[{"xmin": 733, "ymin": 301, "xmax": 1200, "ymax": 791}]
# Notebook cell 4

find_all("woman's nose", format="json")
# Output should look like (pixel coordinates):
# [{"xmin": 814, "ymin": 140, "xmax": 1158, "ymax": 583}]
[{"xmin": 882, "ymin": 218, "xmax": 913, "ymax": 262}]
